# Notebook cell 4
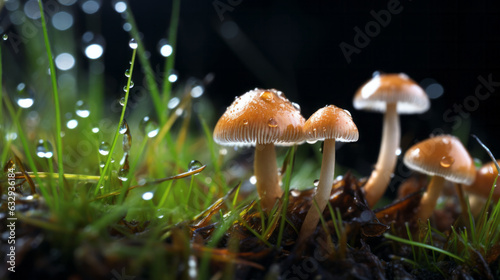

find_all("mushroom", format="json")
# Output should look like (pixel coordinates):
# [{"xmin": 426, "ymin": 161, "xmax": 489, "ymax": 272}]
[
  {"xmin": 465, "ymin": 160, "xmax": 500, "ymax": 200},
  {"xmin": 464, "ymin": 160, "xmax": 500, "ymax": 215},
  {"xmin": 213, "ymin": 88, "xmax": 305, "ymax": 211},
  {"xmin": 298, "ymin": 105, "xmax": 359, "ymax": 242},
  {"xmin": 353, "ymin": 72, "xmax": 430, "ymax": 207},
  {"xmin": 403, "ymin": 135, "xmax": 476, "ymax": 221}
]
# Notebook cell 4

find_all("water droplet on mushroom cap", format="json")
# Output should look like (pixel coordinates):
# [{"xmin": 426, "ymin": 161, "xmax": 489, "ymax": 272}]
[
  {"xmin": 267, "ymin": 118, "xmax": 278, "ymax": 128},
  {"xmin": 260, "ymin": 91, "xmax": 274, "ymax": 102},
  {"xmin": 440, "ymin": 156, "xmax": 454, "ymax": 168}
]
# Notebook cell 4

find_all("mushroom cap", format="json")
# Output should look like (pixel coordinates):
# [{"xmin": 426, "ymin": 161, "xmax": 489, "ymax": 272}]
[
  {"xmin": 465, "ymin": 160, "xmax": 500, "ymax": 199},
  {"xmin": 403, "ymin": 135, "xmax": 476, "ymax": 185},
  {"xmin": 353, "ymin": 73, "xmax": 430, "ymax": 114},
  {"xmin": 304, "ymin": 105, "xmax": 359, "ymax": 142},
  {"xmin": 213, "ymin": 88, "xmax": 305, "ymax": 146}
]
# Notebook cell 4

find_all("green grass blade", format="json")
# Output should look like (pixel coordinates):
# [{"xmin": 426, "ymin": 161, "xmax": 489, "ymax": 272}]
[
  {"xmin": 38, "ymin": 0, "xmax": 65, "ymax": 195},
  {"xmin": 384, "ymin": 233, "xmax": 465, "ymax": 263},
  {"xmin": 124, "ymin": 5, "xmax": 163, "ymax": 123},
  {"xmin": 94, "ymin": 48, "xmax": 137, "ymax": 196}
]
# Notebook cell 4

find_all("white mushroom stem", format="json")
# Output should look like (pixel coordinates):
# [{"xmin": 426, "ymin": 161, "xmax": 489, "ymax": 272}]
[
  {"xmin": 298, "ymin": 138, "xmax": 336, "ymax": 243},
  {"xmin": 254, "ymin": 143, "xmax": 281, "ymax": 211},
  {"xmin": 418, "ymin": 176, "xmax": 445, "ymax": 220},
  {"xmin": 364, "ymin": 103, "xmax": 400, "ymax": 207}
]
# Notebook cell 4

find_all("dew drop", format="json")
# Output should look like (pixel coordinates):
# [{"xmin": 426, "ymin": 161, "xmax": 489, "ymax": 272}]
[
  {"xmin": 99, "ymin": 161, "xmax": 105, "ymax": 168},
  {"xmin": 242, "ymin": 119, "xmax": 249, "ymax": 126},
  {"xmin": 343, "ymin": 109, "xmax": 352, "ymax": 117},
  {"xmin": 260, "ymin": 91, "xmax": 274, "ymax": 102},
  {"xmin": 75, "ymin": 100, "xmax": 90, "ymax": 118},
  {"xmin": 292, "ymin": 102, "xmax": 301, "ymax": 112},
  {"xmin": 140, "ymin": 116, "xmax": 159, "ymax": 138},
  {"xmin": 117, "ymin": 168, "xmax": 129, "ymax": 181},
  {"xmin": 124, "ymin": 69, "xmax": 131, "ymax": 77},
  {"xmin": 36, "ymin": 139, "xmax": 54, "ymax": 158},
  {"xmin": 313, "ymin": 179, "xmax": 319, "ymax": 186},
  {"xmin": 122, "ymin": 134, "xmax": 131, "ymax": 152},
  {"xmin": 306, "ymin": 139, "xmax": 318, "ymax": 144},
  {"xmin": 267, "ymin": 118, "xmax": 278, "ymax": 128},
  {"xmin": 92, "ymin": 127, "xmax": 100, "ymax": 133},
  {"xmin": 123, "ymin": 81, "xmax": 134, "ymax": 91},
  {"xmin": 119, "ymin": 120, "xmax": 129, "ymax": 134},
  {"xmin": 99, "ymin": 142, "xmax": 110, "ymax": 156},
  {"xmin": 440, "ymin": 156, "xmax": 454, "ymax": 168},
  {"xmin": 395, "ymin": 148, "xmax": 402, "ymax": 156},
  {"xmin": 2, "ymin": 34, "xmax": 8, "ymax": 40},
  {"xmin": 188, "ymin": 160, "xmax": 203, "ymax": 172},
  {"xmin": 119, "ymin": 97, "xmax": 126, "ymax": 106},
  {"xmin": 129, "ymin": 38, "xmax": 138, "ymax": 49}
]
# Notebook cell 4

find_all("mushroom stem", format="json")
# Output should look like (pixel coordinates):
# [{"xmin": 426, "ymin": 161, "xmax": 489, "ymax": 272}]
[
  {"xmin": 298, "ymin": 138, "xmax": 336, "ymax": 243},
  {"xmin": 418, "ymin": 176, "xmax": 445, "ymax": 220},
  {"xmin": 254, "ymin": 143, "xmax": 281, "ymax": 211},
  {"xmin": 364, "ymin": 103, "xmax": 400, "ymax": 207}
]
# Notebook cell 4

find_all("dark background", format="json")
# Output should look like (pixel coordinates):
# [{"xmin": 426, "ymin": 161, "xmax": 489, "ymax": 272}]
[
  {"xmin": 2, "ymin": 0, "xmax": 500, "ymax": 183},
  {"xmin": 127, "ymin": 0, "xmax": 500, "ymax": 168}
]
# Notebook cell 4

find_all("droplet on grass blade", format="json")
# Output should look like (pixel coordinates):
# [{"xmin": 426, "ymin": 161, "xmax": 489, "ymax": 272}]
[
  {"xmin": 99, "ymin": 142, "xmax": 110, "ymax": 156},
  {"xmin": 129, "ymin": 38, "xmax": 138, "ymax": 49},
  {"xmin": 188, "ymin": 160, "xmax": 203, "ymax": 172},
  {"xmin": 119, "ymin": 120, "xmax": 129, "ymax": 134}
]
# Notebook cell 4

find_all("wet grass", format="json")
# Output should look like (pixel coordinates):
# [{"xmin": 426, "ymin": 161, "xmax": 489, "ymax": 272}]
[{"xmin": 1, "ymin": 2, "xmax": 500, "ymax": 280}]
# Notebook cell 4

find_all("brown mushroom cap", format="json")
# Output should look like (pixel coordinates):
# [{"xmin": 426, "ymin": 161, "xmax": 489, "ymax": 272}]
[
  {"xmin": 353, "ymin": 73, "xmax": 430, "ymax": 114},
  {"xmin": 465, "ymin": 160, "xmax": 500, "ymax": 200},
  {"xmin": 304, "ymin": 105, "xmax": 359, "ymax": 142},
  {"xmin": 213, "ymin": 88, "xmax": 305, "ymax": 146},
  {"xmin": 404, "ymin": 135, "xmax": 476, "ymax": 185}
]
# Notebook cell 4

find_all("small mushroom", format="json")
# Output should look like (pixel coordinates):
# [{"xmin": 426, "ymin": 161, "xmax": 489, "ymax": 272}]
[
  {"xmin": 464, "ymin": 160, "xmax": 500, "ymax": 215},
  {"xmin": 464, "ymin": 160, "xmax": 500, "ymax": 201},
  {"xmin": 213, "ymin": 88, "xmax": 305, "ymax": 211},
  {"xmin": 353, "ymin": 72, "xmax": 430, "ymax": 207},
  {"xmin": 403, "ymin": 135, "xmax": 476, "ymax": 221},
  {"xmin": 298, "ymin": 105, "xmax": 358, "ymax": 242}
]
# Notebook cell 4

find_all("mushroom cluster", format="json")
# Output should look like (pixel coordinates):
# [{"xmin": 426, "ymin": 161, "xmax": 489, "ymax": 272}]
[{"xmin": 213, "ymin": 73, "xmax": 494, "ymax": 243}]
